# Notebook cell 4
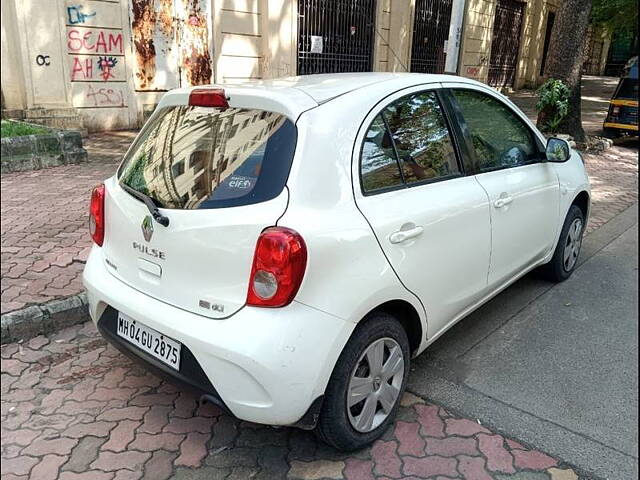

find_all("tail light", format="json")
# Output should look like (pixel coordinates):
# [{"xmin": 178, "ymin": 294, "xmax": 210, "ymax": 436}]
[
  {"xmin": 189, "ymin": 88, "xmax": 229, "ymax": 108},
  {"xmin": 89, "ymin": 184, "xmax": 105, "ymax": 246},
  {"xmin": 247, "ymin": 227, "xmax": 307, "ymax": 308}
]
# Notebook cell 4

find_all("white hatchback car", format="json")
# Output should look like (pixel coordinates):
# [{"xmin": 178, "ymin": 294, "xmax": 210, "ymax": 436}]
[{"xmin": 83, "ymin": 73, "xmax": 590, "ymax": 450}]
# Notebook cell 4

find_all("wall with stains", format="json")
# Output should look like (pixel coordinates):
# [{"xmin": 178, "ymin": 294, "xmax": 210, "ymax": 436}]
[
  {"xmin": 1, "ymin": 0, "xmax": 216, "ymax": 131},
  {"xmin": 129, "ymin": 0, "xmax": 215, "ymax": 120},
  {"xmin": 129, "ymin": 0, "xmax": 212, "ymax": 91}
]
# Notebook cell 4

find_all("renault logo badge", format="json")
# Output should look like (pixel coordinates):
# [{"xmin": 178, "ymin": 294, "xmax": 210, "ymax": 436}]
[{"xmin": 141, "ymin": 215, "xmax": 154, "ymax": 242}]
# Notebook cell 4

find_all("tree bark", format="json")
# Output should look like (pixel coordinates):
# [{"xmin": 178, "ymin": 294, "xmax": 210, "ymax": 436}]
[{"xmin": 537, "ymin": 0, "xmax": 593, "ymax": 143}]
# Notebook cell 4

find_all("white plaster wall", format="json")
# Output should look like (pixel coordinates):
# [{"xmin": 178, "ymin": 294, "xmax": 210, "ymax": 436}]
[{"xmin": 1, "ymin": 0, "xmax": 28, "ymax": 110}]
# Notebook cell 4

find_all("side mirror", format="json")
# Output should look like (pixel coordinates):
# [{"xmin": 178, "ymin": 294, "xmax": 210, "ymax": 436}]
[{"xmin": 545, "ymin": 137, "xmax": 571, "ymax": 163}]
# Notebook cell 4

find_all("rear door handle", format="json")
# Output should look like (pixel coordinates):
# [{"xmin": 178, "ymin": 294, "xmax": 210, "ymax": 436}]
[
  {"xmin": 389, "ymin": 225, "xmax": 424, "ymax": 244},
  {"xmin": 494, "ymin": 196, "xmax": 513, "ymax": 208}
]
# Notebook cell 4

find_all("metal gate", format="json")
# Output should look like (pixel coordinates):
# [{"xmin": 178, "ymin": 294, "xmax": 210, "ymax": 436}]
[
  {"xmin": 488, "ymin": 0, "xmax": 525, "ymax": 87},
  {"xmin": 410, "ymin": 0, "xmax": 454, "ymax": 73},
  {"xmin": 297, "ymin": 0, "xmax": 376, "ymax": 75},
  {"xmin": 604, "ymin": 31, "xmax": 636, "ymax": 76}
]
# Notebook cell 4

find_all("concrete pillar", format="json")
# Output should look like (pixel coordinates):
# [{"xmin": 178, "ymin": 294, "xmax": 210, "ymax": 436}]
[
  {"xmin": 458, "ymin": 0, "xmax": 497, "ymax": 83},
  {"xmin": 260, "ymin": 0, "xmax": 296, "ymax": 78},
  {"xmin": 388, "ymin": 0, "xmax": 414, "ymax": 72}
]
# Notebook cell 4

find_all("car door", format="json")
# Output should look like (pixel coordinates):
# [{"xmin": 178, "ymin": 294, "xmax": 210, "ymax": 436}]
[
  {"xmin": 353, "ymin": 86, "xmax": 492, "ymax": 339},
  {"xmin": 445, "ymin": 86, "xmax": 560, "ymax": 287}
]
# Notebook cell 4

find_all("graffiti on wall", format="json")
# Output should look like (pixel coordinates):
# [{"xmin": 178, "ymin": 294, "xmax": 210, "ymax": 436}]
[
  {"xmin": 97, "ymin": 56, "xmax": 119, "ymax": 81},
  {"xmin": 71, "ymin": 83, "xmax": 127, "ymax": 107},
  {"xmin": 67, "ymin": 27, "xmax": 124, "ymax": 54},
  {"xmin": 64, "ymin": 0, "xmax": 122, "ymax": 28},
  {"xmin": 85, "ymin": 84, "xmax": 125, "ymax": 106},
  {"xmin": 466, "ymin": 66, "xmax": 480, "ymax": 77},
  {"xmin": 66, "ymin": 0, "xmax": 128, "ymax": 107},
  {"xmin": 69, "ymin": 55, "xmax": 126, "ymax": 81},
  {"xmin": 67, "ymin": 4, "xmax": 97, "ymax": 24},
  {"xmin": 35, "ymin": 55, "xmax": 51, "ymax": 66},
  {"xmin": 130, "ymin": 0, "xmax": 212, "ymax": 91}
]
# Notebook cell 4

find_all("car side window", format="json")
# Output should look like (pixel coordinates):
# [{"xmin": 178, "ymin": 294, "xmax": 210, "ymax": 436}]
[
  {"xmin": 383, "ymin": 92, "xmax": 460, "ymax": 184},
  {"xmin": 452, "ymin": 89, "xmax": 539, "ymax": 172},
  {"xmin": 360, "ymin": 115, "xmax": 404, "ymax": 193}
]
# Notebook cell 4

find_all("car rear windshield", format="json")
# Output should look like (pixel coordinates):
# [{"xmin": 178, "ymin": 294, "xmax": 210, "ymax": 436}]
[{"xmin": 118, "ymin": 105, "xmax": 297, "ymax": 209}]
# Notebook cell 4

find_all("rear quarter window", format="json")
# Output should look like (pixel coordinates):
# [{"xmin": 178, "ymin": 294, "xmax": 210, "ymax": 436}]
[{"xmin": 118, "ymin": 106, "xmax": 297, "ymax": 209}]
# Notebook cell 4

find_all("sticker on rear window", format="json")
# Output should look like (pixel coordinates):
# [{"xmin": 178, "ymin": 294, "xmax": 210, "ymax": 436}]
[{"xmin": 211, "ymin": 175, "xmax": 257, "ymax": 200}]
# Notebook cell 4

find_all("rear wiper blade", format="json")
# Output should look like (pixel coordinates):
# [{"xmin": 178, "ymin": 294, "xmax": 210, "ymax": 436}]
[{"xmin": 120, "ymin": 183, "xmax": 170, "ymax": 227}]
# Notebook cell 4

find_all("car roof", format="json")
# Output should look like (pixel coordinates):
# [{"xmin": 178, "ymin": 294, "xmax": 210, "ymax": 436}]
[
  {"xmin": 226, "ymin": 72, "xmax": 460, "ymax": 104},
  {"xmin": 158, "ymin": 73, "xmax": 485, "ymax": 120}
]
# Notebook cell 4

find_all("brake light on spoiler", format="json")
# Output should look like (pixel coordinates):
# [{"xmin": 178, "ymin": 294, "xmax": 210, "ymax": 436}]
[{"xmin": 189, "ymin": 88, "xmax": 229, "ymax": 108}]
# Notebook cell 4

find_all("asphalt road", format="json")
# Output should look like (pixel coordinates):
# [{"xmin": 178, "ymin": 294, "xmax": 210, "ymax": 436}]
[{"xmin": 407, "ymin": 203, "xmax": 639, "ymax": 479}]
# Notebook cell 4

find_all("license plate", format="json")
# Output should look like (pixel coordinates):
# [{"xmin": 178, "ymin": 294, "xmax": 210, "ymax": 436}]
[{"xmin": 117, "ymin": 312, "xmax": 181, "ymax": 370}]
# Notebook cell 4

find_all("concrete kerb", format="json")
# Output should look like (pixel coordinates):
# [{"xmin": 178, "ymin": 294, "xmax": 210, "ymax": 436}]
[
  {"xmin": 0, "ymin": 126, "xmax": 88, "ymax": 174},
  {"xmin": 1, "ymin": 293, "xmax": 90, "ymax": 344}
]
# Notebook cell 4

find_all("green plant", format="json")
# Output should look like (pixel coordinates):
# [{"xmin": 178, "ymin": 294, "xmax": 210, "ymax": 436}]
[
  {"xmin": 535, "ymin": 79, "xmax": 571, "ymax": 133},
  {"xmin": 591, "ymin": 0, "xmax": 638, "ymax": 36},
  {"xmin": 0, "ymin": 120, "xmax": 48, "ymax": 138}
]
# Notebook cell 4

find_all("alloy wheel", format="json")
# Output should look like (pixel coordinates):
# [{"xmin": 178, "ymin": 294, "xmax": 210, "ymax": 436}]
[
  {"xmin": 346, "ymin": 337, "xmax": 404, "ymax": 433},
  {"xmin": 563, "ymin": 218, "xmax": 583, "ymax": 271}
]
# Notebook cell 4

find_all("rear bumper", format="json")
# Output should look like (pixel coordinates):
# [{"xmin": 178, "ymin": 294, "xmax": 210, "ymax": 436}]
[
  {"xmin": 96, "ymin": 306, "xmax": 231, "ymax": 414},
  {"xmin": 82, "ymin": 246, "xmax": 354, "ymax": 426}
]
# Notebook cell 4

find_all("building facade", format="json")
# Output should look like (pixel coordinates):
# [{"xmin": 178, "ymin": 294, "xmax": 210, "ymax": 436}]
[{"xmin": 1, "ymin": 0, "xmax": 610, "ymax": 132}]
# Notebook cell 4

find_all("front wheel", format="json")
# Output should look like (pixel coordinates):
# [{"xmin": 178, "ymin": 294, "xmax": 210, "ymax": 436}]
[
  {"xmin": 539, "ymin": 205, "xmax": 585, "ymax": 282},
  {"xmin": 316, "ymin": 313, "xmax": 410, "ymax": 451}
]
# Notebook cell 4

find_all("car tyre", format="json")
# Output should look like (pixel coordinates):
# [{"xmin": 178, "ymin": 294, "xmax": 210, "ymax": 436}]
[
  {"xmin": 316, "ymin": 312, "xmax": 410, "ymax": 451},
  {"xmin": 539, "ymin": 205, "xmax": 585, "ymax": 282}
]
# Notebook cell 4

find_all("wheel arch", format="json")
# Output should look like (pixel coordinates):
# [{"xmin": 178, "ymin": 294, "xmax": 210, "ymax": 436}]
[
  {"xmin": 572, "ymin": 190, "xmax": 591, "ymax": 224},
  {"xmin": 359, "ymin": 299, "xmax": 424, "ymax": 355}
]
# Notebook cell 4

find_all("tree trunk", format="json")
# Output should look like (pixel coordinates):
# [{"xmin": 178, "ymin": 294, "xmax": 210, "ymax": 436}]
[{"xmin": 537, "ymin": 0, "xmax": 593, "ymax": 143}]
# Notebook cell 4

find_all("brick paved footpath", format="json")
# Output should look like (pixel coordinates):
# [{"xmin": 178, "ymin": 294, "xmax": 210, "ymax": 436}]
[
  {"xmin": 1, "ymin": 323, "xmax": 580, "ymax": 480},
  {"xmin": 1, "ymin": 132, "xmax": 137, "ymax": 314},
  {"xmin": 1, "ymin": 130, "xmax": 637, "ymax": 315}
]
